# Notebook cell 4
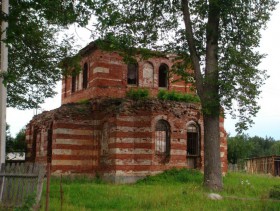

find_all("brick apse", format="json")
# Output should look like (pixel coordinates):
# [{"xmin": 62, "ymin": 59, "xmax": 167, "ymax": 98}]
[{"xmin": 26, "ymin": 42, "xmax": 227, "ymax": 183}]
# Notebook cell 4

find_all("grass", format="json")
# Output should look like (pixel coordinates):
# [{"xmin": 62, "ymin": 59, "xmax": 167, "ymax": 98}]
[{"xmin": 40, "ymin": 169, "xmax": 280, "ymax": 211}]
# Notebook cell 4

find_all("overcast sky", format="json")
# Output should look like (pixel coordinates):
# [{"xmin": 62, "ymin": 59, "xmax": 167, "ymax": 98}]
[{"xmin": 7, "ymin": 3, "xmax": 280, "ymax": 140}]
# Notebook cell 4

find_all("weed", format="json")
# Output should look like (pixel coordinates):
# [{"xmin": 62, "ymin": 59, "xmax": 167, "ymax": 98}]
[
  {"xmin": 269, "ymin": 185, "xmax": 280, "ymax": 199},
  {"xmin": 126, "ymin": 88, "xmax": 149, "ymax": 100},
  {"xmin": 137, "ymin": 168, "xmax": 203, "ymax": 185},
  {"xmin": 157, "ymin": 90, "xmax": 200, "ymax": 103},
  {"xmin": 77, "ymin": 99, "xmax": 90, "ymax": 104},
  {"xmin": 14, "ymin": 193, "xmax": 36, "ymax": 211}
]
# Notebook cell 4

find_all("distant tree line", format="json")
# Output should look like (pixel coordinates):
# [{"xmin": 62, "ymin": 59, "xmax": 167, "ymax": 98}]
[
  {"xmin": 227, "ymin": 134, "xmax": 280, "ymax": 165},
  {"xmin": 6, "ymin": 125, "xmax": 26, "ymax": 154}
]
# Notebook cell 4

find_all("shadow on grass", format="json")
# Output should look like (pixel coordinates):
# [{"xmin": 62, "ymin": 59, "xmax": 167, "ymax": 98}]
[{"xmin": 136, "ymin": 168, "xmax": 203, "ymax": 185}]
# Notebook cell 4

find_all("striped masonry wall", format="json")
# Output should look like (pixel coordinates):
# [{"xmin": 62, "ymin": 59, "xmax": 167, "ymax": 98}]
[
  {"xmin": 26, "ymin": 99, "xmax": 227, "ymax": 183},
  {"xmin": 62, "ymin": 48, "xmax": 193, "ymax": 104},
  {"xmin": 51, "ymin": 121, "xmax": 97, "ymax": 174}
]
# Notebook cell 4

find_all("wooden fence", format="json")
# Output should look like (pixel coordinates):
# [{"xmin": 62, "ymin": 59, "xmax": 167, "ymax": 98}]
[
  {"xmin": 245, "ymin": 156, "xmax": 280, "ymax": 176},
  {"xmin": 0, "ymin": 163, "xmax": 46, "ymax": 208}
]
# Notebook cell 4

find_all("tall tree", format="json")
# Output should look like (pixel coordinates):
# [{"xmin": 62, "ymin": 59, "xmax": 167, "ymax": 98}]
[
  {"xmin": 1, "ymin": 0, "xmax": 93, "ymax": 109},
  {"xmin": 0, "ymin": 0, "xmax": 9, "ymax": 164},
  {"xmin": 88, "ymin": 0, "xmax": 277, "ymax": 190},
  {"xmin": 0, "ymin": 0, "xmax": 92, "ymax": 163}
]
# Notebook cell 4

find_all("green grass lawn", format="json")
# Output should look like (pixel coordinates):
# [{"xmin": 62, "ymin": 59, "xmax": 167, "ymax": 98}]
[{"xmin": 40, "ymin": 169, "xmax": 280, "ymax": 211}]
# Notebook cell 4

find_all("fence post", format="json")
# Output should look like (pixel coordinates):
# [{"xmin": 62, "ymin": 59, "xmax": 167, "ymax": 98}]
[
  {"xmin": 60, "ymin": 174, "xmax": 63, "ymax": 211},
  {"xmin": 45, "ymin": 163, "xmax": 51, "ymax": 211}
]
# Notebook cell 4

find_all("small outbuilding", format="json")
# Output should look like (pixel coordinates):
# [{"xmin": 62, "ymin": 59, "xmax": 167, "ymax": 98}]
[{"xmin": 245, "ymin": 155, "xmax": 280, "ymax": 176}]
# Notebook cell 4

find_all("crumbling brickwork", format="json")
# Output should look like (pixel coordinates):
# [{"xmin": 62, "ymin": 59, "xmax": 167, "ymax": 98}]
[{"xmin": 26, "ymin": 42, "xmax": 227, "ymax": 183}]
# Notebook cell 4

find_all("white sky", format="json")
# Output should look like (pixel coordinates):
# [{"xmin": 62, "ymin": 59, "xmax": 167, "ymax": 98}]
[{"xmin": 7, "ymin": 3, "xmax": 280, "ymax": 140}]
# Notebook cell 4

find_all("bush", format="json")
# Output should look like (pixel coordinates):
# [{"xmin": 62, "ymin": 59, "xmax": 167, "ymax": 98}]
[
  {"xmin": 157, "ymin": 90, "xmax": 200, "ymax": 103},
  {"xmin": 126, "ymin": 88, "xmax": 149, "ymax": 100},
  {"xmin": 269, "ymin": 185, "xmax": 280, "ymax": 199}
]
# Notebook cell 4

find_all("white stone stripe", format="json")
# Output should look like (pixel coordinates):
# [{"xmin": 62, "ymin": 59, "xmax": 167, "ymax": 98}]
[
  {"xmin": 116, "ymin": 116, "xmax": 150, "ymax": 122},
  {"xmin": 53, "ymin": 149, "xmax": 96, "ymax": 156},
  {"xmin": 110, "ymin": 138, "xmax": 152, "ymax": 144},
  {"xmin": 53, "ymin": 128, "xmax": 93, "ymax": 135},
  {"xmin": 115, "ymin": 159, "xmax": 152, "ymax": 165},
  {"xmin": 52, "ymin": 160, "xmax": 97, "ymax": 166},
  {"xmin": 111, "ymin": 126, "xmax": 151, "ymax": 133},
  {"xmin": 171, "ymin": 84, "xmax": 187, "ymax": 88},
  {"xmin": 92, "ymin": 77, "xmax": 122, "ymax": 82},
  {"xmin": 111, "ymin": 148, "xmax": 152, "ymax": 155},
  {"xmin": 170, "ymin": 149, "xmax": 186, "ymax": 156},
  {"xmin": 55, "ymin": 139, "xmax": 95, "ymax": 145}
]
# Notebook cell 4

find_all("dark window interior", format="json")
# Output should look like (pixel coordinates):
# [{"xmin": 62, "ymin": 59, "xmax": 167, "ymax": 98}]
[
  {"xmin": 71, "ymin": 75, "xmax": 76, "ymax": 93},
  {"xmin": 83, "ymin": 63, "xmax": 88, "ymax": 89},
  {"xmin": 187, "ymin": 124, "xmax": 199, "ymax": 156},
  {"xmin": 127, "ymin": 63, "xmax": 138, "ymax": 85},
  {"xmin": 159, "ymin": 64, "xmax": 168, "ymax": 88}
]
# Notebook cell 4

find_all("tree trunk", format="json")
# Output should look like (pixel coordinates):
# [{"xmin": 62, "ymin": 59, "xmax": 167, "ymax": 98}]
[
  {"xmin": 181, "ymin": 0, "xmax": 223, "ymax": 190},
  {"xmin": 0, "ymin": 0, "xmax": 9, "ymax": 164},
  {"xmin": 203, "ymin": 114, "xmax": 223, "ymax": 190}
]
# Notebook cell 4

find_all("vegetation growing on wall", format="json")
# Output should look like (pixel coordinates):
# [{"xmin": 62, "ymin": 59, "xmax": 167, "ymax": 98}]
[
  {"xmin": 157, "ymin": 90, "xmax": 200, "ymax": 103},
  {"xmin": 126, "ymin": 88, "xmax": 149, "ymax": 100}
]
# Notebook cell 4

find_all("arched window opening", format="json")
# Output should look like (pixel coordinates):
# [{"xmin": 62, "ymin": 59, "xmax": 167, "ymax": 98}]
[
  {"xmin": 155, "ymin": 120, "xmax": 170, "ymax": 156},
  {"xmin": 158, "ymin": 64, "xmax": 168, "ymax": 88},
  {"xmin": 143, "ymin": 62, "xmax": 154, "ymax": 87},
  {"xmin": 127, "ymin": 63, "xmax": 138, "ymax": 85},
  {"xmin": 71, "ymin": 75, "xmax": 76, "ymax": 93},
  {"xmin": 187, "ymin": 124, "xmax": 199, "ymax": 156},
  {"xmin": 83, "ymin": 63, "xmax": 88, "ymax": 89}
]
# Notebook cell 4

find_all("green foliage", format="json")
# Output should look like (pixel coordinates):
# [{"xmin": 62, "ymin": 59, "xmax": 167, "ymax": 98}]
[
  {"xmin": 1, "ymin": 0, "xmax": 94, "ymax": 109},
  {"xmin": 13, "ymin": 128, "xmax": 27, "ymax": 153},
  {"xmin": 14, "ymin": 193, "xmax": 36, "ymax": 211},
  {"xmin": 41, "ymin": 171, "xmax": 280, "ymax": 210},
  {"xmin": 77, "ymin": 99, "xmax": 90, "ymax": 105},
  {"xmin": 223, "ymin": 172, "xmax": 279, "ymax": 200},
  {"xmin": 137, "ymin": 168, "xmax": 203, "ymax": 185},
  {"xmin": 89, "ymin": 0, "xmax": 277, "ymax": 132},
  {"xmin": 126, "ymin": 88, "xmax": 149, "ymax": 100},
  {"xmin": 227, "ymin": 134, "xmax": 278, "ymax": 164},
  {"xmin": 269, "ymin": 185, "xmax": 280, "ymax": 200},
  {"xmin": 51, "ymin": 175, "xmax": 105, "ymax": 185},
  {"xmin": 6, "ymin": 127, "xmax": 26, "ymax": 154},
  {"xmin": 157, "ymin": 90, "xmax": 200, "ymax": 103},
  {"xmin": 59, "ymin": 54, "xmax": 82, "ymax": 77},
  {"xmin": 6, "ymin": 124, "xmax": 14, "ymax": 153}
]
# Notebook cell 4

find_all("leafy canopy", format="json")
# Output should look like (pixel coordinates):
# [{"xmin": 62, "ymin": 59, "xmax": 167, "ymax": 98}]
[
  {"xmin": 1, "ymin": 0, "xmax": 93, "ymax": 109},
  {"xmin": 88, "ymin": 0, "xmax": 276, "ymax": 132},
  {"xmin": 227, "ymin": 134, "xmax": 279, "ymax": 165}
]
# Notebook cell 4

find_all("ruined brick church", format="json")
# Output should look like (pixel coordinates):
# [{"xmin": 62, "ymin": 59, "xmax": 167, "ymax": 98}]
[{"xmin": 26, "ymin": 41, "xmax": 227, "ymax": 183}]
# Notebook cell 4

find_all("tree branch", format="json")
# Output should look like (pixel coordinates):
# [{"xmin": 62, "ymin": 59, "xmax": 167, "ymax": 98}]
[{"xmin": 181, "ymin": 0, "xmax": 203, "ymax": 96}]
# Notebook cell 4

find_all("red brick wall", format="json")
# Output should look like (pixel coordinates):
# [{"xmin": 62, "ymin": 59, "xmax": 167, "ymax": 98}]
[
  {"xmin": 51, "ymin": 121, "xmax": 98, "ymax": 174},
  {"xmin": 91, "ymin": 99, "xmax": 227, "ymax": 183},
  {"xmin": 61, "ymin": 49, "xmax": 193, "ymax": 104},
  {"xmin": 26, "ymin": 99, "xmax": 227, "ymax": 182}
]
